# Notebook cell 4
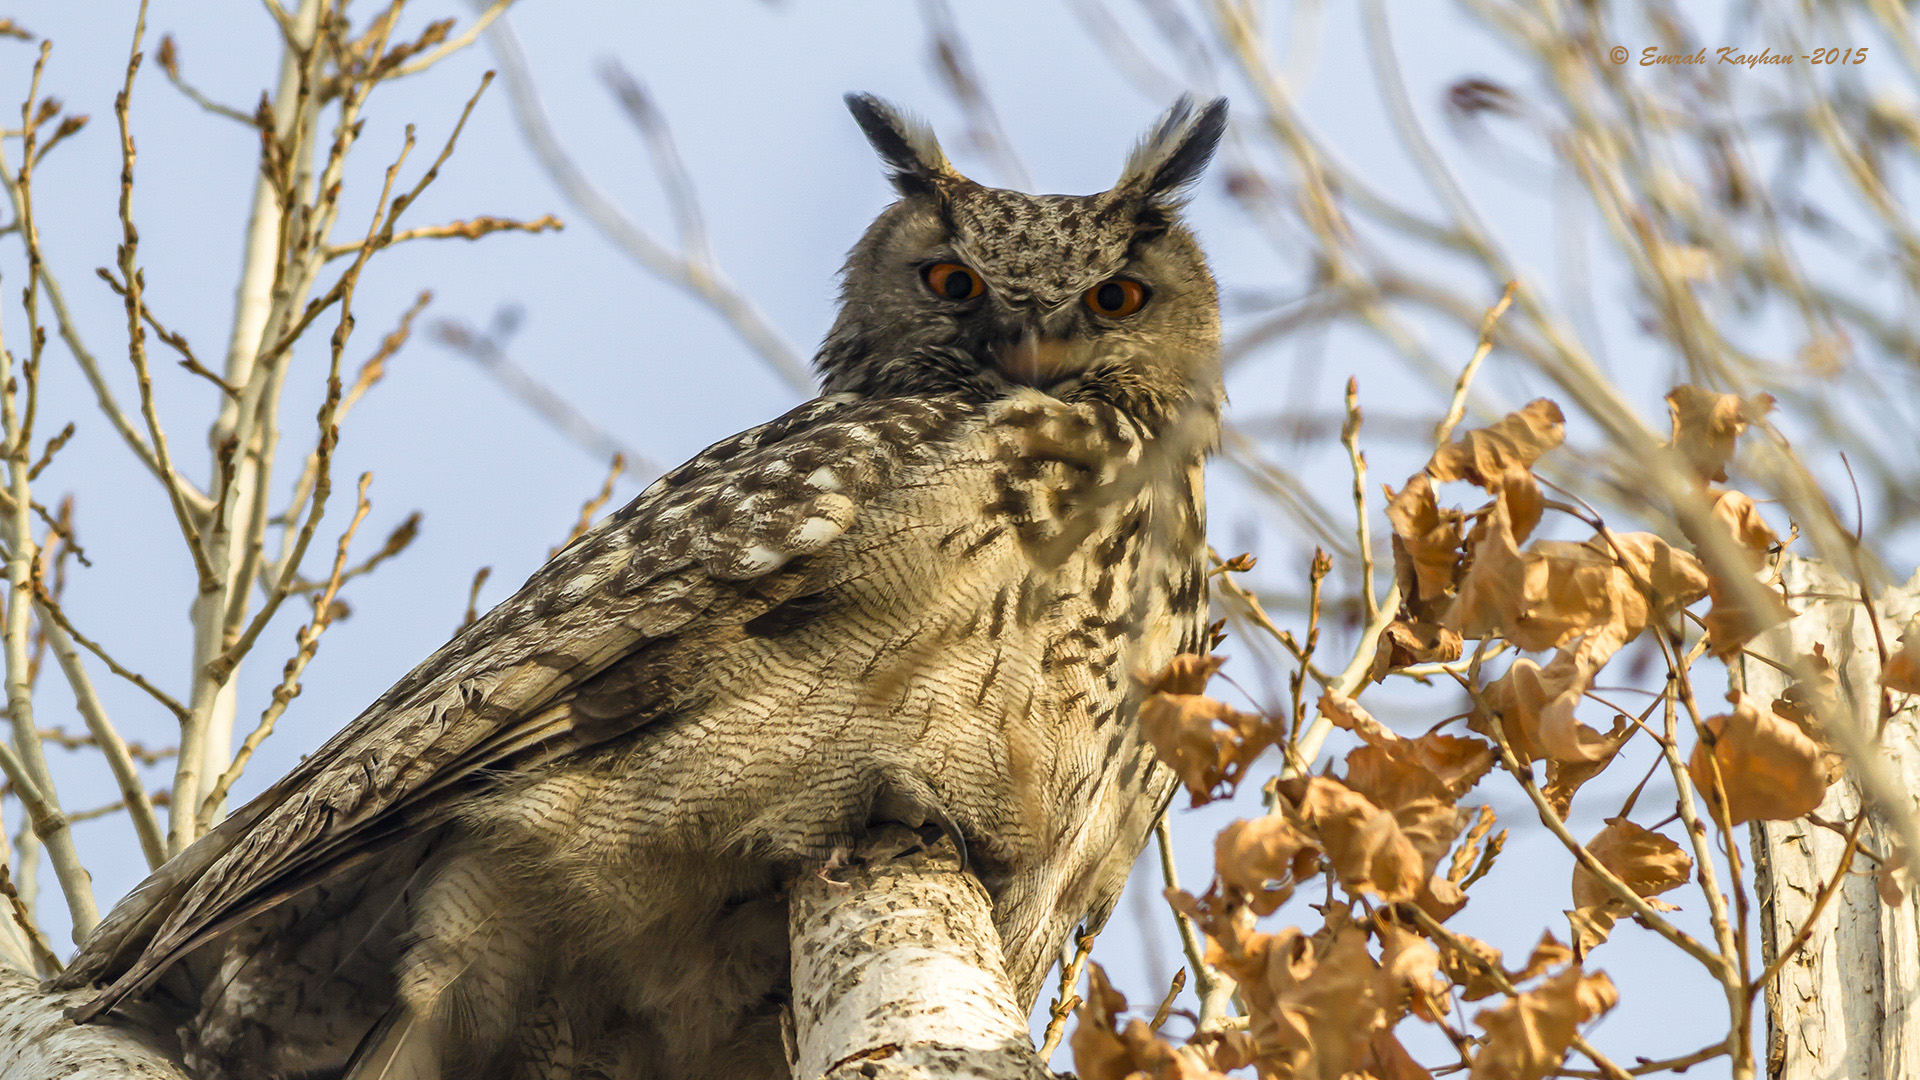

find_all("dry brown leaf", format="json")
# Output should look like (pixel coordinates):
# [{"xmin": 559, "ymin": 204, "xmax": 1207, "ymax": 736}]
[
  {"xmin": 1072, "ymin": 963, "xmax": 1220, "ymax": 1080},
  {"xmin": 1215, "ymin": 815, "xmax": 1322, "ymax": 916},
  {"xmin": 1447, "ymin": 501, "xmax": 1703, "ymax": 661},
  {"xmin": 1251, "ymin": 919, "xmax": 1393, "ymax": 1080},
  {"xmin": 1170, "ymin": 886, "xmax": 1276, "ymax": 990},
  {"xmin": 1188, "ymin": 1029, "xmax": 1260, "ymax": 1076},
  {"xmin": 1438, "ymin": 931, "xmax": 1508, "ymax": 1001},
  {"xmin": 1320, "ymin": 690, "xmax": 1394, "ymax": 742},
  {"xmin": 1771, "ymin": 647, "xmax": 1848, "ymax": 786},
  {"xmin": 1875, "ymin": 845, "xmax": 1909, "ymax": 906},
  {"xmin": 1345, "ymin": 735, "xmax": 1496, "ymax": 808},
  {"xmin": 1884, "ymin": 624, "xmax": 1920, "ymax": 694},
  {"xmin": 1395, "ymin": 799, "xmax": 1471, "ymax": 883},
  {"xmin": 1446, "ymin": 502, "xmax": 1532, "ymax": 646},
  {"xmin": 1448, "ymin": 805, "xmax": 1498, "ymax": 884},
  {"xmin": 1387, "ymin": 473, "xmax": 1466, "ymax": 609},
  {"xmin": 1276, "ymin": 776, "xmax": 1430, "ymax": 903},
  {"xmin": 1540, "ymin": 753, "xmax": 1615, "ymax": 819},
  {"xmin": 1071, "ymin": 962, "xmax": 1138, "ymax": 1080},
  {"xmin": 1323, "ymin": 690, "xmax": 1496, "ymax": 806},
  {"xmin": 1606, "ymin": 531, "xmax": 1712, "ymax": 611},
  {"xmin": 1138, "ymin": 656, "xmax": 1271, "ymax": 806},
  {"xmin": 1370, "ymin": 618, "xmax": 1465, "ymax": 681},
  {"xmin": 1567, "ymin": 818, "xmax": 1692, "ymax": 954},
  {"xmin": 1775, "ymin": 645, "xmax": 1841, "ymax": 735},
  {"xmin": 1474, "ymin": 650, "xmax": 1630, "ymax": 766},
  {"xmin": 1469, "ymin": 966, "xmax": 1618, "ymax": 1080},
  {"xmin": 1877, "ymin": 863, "xmax": 1909, "ymax": 906},
  {"xmin": 1685, "ymin": 485, "xmax": 1788, "ymax": 659},
  {"xmin": 1710, "ymin": 489, "xmax": 1778, "ymax": 556},
  {"xmin": 1702, "ymin": 570, "xmax": 1793, "ymax": 659},
  {"xmin": 1688, "ymin": 693, "xmax": 1829, "ymax": 825},
  {"xmin": 1416, "ymin": 873, "xmax": 1469, "ymax": 923},
  {"xmin": 1429, "ymin": 399, "xmax": 1566, "ymax": 543},
  {"xmin": 1666, "ymin": 385, "xmax": 1773, "ymax": 483},
  {"xmin": 1377, "ymin": 920, "xmax": 1451, "ymax": 1021},
  {"xmin": 1360, "ymin": 1030, "xmax": 1436, "ymax": 1080},
  {"xmin": 1511, "ymin": 932, "xmax": 1574, "ymax": 983}
]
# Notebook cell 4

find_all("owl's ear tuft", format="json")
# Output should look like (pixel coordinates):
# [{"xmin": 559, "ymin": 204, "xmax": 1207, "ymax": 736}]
[
  {"xmin": 846, "ymin": 93, "xmax": 959, "ymax": 197},
  {"xmin": 1114, "ymin": 96, "xmax": 1228, "ymax": 211}
]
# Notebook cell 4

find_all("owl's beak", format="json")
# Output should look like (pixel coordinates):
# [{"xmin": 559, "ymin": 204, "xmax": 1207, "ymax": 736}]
[{"xmin": 994, "ymin": 332, "xmax": 1075, "ymax": 388}]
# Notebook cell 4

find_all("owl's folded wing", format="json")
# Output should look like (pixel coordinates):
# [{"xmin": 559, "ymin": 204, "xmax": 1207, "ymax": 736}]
[{"xmin": 55, "ymin": 392, "xmax": 979, "ymax": 1017}]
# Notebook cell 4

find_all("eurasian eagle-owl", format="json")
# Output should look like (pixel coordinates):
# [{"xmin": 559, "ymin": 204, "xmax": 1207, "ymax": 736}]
[{"xmin": 54, "ymin": 92, "xmax": 1228, "ymax": 1080}]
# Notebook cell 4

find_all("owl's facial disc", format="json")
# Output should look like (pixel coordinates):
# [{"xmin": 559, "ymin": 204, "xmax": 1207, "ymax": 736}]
[{"xmin": 820, "ymin": 93, "xmax": 1228, "ymax": 424}]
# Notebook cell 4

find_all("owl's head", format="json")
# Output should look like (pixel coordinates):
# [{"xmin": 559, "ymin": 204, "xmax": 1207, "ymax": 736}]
[{"xmin": 818, "ymin": 94, "xmax": 1227, "ymax": 428}]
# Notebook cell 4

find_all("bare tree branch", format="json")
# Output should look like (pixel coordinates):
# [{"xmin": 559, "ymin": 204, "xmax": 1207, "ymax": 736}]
[{"xmin": 484, "ymin": 13, "xmax": 814, "ymax": 394}]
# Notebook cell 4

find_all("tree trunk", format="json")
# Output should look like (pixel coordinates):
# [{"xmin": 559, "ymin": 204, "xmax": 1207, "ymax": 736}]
[
  {"xmin": 0, "ymin": 968, "xmax": 191, "ymax": 1079},
  {"xmin": 1744, "ymin": 556, "xmax": 1920, "ymax": 1080},
  {"xmin": 787, "ymin": 826, "xmax": 1059, "ymax": 1080}
]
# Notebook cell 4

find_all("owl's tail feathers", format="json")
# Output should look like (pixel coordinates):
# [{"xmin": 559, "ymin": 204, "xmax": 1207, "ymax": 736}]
[{"xmin": 343, "ymin": 1006, "xmax": 441, "ymax": 1080}]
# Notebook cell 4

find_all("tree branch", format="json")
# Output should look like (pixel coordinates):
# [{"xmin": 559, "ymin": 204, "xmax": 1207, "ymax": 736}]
[{"xmin": 788, "ymin": 826, "xmax": 1058, "ymax": 1080}]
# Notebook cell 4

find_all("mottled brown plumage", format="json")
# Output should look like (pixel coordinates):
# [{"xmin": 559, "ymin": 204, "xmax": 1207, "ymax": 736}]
[{"xmin": 53, "ymin": 94, "xmax": 1227, "ymax": 1079}]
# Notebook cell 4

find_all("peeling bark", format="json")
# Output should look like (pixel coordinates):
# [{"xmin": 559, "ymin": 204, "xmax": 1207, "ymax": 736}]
[
  {"xmin": 0, "ymin": 968, "xmax": 191, "ymax": 1079},
  {"xmin": 788, "ymin": 827, "xmax": 1060, "ymax": 1080},
  {"xmin": 1744, "ymin": 557, "xmax": 1920, "ymax": 1080}
]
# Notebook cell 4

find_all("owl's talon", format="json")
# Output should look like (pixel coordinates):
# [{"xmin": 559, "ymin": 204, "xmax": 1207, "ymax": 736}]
[
  {"xmin": 923, "ymin": 809, "xmax": 970, "ymax": 875},
  {"xmin": 870, "ymin": 771, "xmax": 971, "ymax": 874}
]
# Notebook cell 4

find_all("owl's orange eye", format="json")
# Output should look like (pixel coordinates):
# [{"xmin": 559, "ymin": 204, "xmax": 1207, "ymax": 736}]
[
  {"xmin": 1084, "ymin": 278, "xmax": 1148, "ymax": 318},
  {"xmin": 923, "ymin": 262, "xmax": 985, "ymax": 301}
]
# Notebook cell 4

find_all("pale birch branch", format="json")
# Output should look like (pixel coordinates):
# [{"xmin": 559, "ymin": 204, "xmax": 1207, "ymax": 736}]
[
  {"xmin": 788, "ymin": 826, "xmax": 1058, "ymax": 1080},
  {"xmin": 0, "ymin": 968, "xmax": 192, "ymax": 1080},
  {"xmin": 38, "ymin": 614, "xmax": 166, "ymax": 870}
]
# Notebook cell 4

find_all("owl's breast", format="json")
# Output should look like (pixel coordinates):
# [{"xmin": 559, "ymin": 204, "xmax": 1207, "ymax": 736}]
[{"xmin": 698, "ymin": 395, "xmax": 1208, "ymax": 866}]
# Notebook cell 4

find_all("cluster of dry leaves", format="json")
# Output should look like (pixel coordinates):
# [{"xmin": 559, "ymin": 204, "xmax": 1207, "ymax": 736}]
[{"xmin": 1087, "ymin": 386, "xmax": 1904, "ymax": 1079}]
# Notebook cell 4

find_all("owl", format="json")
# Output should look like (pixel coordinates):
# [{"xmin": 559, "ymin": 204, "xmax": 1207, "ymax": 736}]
[{"xmin": 53, "ymin": 93, "xmax": 1228, "ymax": 1079}]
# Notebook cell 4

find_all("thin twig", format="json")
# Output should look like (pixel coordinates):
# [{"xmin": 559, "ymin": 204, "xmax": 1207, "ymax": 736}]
[
  {"xmin": 1435, "ymin": 281, "xmax": 1516, "ymax": 446},
  {"xmin": 200, "ymin": 473, "xmax": 373, "ymax": 827},
  {"xmin": 155, "ymin": 34, "xmax": 254, "ymax": 123},
  {"xmin": 460, "ymin": 565, "xmax": 491, "ymax": 631},
  {"xmin": 1405, "ymin": 906, "xmax": 1634, "ymax": 1080},
  {"xmin": 4, "ymin": 35, "xmax": 98, "ymax": 939},
  {"xmin": 916, "ymin": 0, "xmax": 1033, "ymax": 189},
  {"xmin": 32, "ymin": 578, "xmax": 187, "ymax": 721},
  {"xmin": 389, "ymin": 0, "xmax": 515, "ymax": 79},
  {"xmin": 432, "ymin": 319, "xmax": 657, "ymax": 475},
  {"xmin": 112, "ymin": 23, "xmax": 217, "ymax": 592},
  {"xmin": 485, "ymin": 14, "xmax": 813, "ymax": 393},
  {"xmin": 1451, "ymin": 668, "xmax": 1729, "ymax": 975},
  {"xmin": 1156, "ymin": 816, "xmax": 1236, "ymax": 1025},
  {"xmin": 38, "ymin": 612, "xmax": 167, "ymax": 869},
  {"xmin": 558, "ymin": 454, "xmax": 624, "ymax": 553},
  {"xmin": 1037, "ymin": 924, "xmax": 1096, "ymax": 1058},
  {"xmin": 1340, "ymin": 377, "xmax": 1377, "ymax": 624},
  {"xmin": 211, "ymin": 105, "xmax": 431, "ymax": 685},
  {"xmin": 598, "ymin": 63, "xmax": 710, "ymax": 264},
  {"xmin": 0, "ymin": 860, "xmax": 59, "ymax": 976},
  {"xmin": 320, "ymin": 212, "xmax": 560, "ymax": 260}
]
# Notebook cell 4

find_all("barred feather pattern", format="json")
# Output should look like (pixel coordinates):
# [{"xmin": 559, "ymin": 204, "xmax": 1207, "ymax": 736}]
[{"xmin": 54, "ymin": 388, "xmax": 1208, "ymax": 1079}]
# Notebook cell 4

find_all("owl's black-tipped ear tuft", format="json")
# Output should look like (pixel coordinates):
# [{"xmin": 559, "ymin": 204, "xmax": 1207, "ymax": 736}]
[
  {"xmin": 1114, "ymin": 96, "xmax": 1229, "ymax": 208},
  {"xmin": 846, "ymin": 93, "xmax": 960, "ymax": 197}
]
